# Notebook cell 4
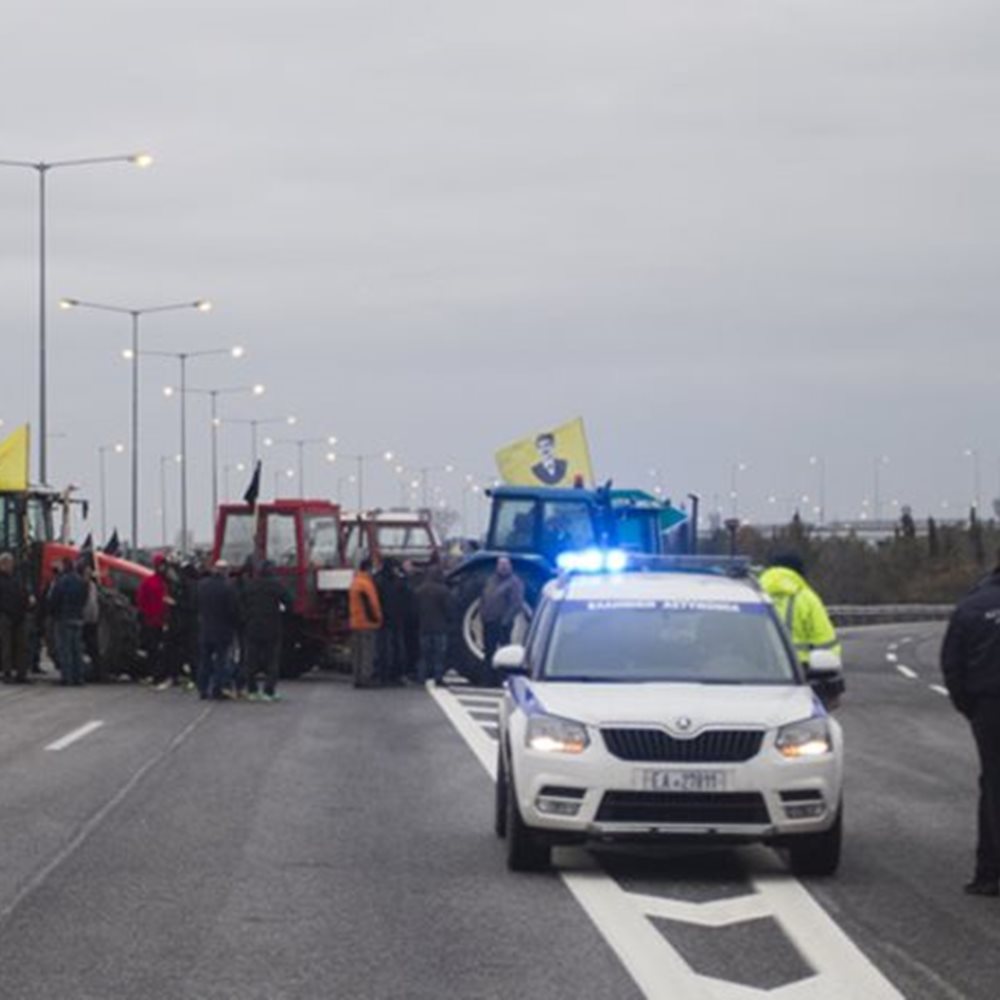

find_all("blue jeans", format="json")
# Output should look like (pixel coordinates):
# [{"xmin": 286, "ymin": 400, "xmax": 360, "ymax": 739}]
[
  {"xmin": 419, "ymin": 633, "xmax": 448, "ymax": 684},
  {"xmin": 198, "ymin": 637, "xmax": 233, "ymax": 697},
  {"xmin": 56, "ymin": 621, "xmax": 85, "ymax": 684}
]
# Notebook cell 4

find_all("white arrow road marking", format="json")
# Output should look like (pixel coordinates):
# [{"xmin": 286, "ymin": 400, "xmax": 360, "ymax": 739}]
[
  {"xmin": 45, "ymin": 720, "xmax": 104, "ymax": 752},
  {"xmin": 429, "ymin": 684, "xmax": 904, "ymax": 1000}
]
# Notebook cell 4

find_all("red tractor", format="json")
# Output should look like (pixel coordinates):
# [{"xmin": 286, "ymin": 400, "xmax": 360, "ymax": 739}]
[
  {"xmin": 340, "ymin": 508, "xmax": 441, "ymax": 569},
  {"xmin": 0, "ymin": 486, "xmax": 148, "ymax": 676},
  {"xmin": 211, "ymin": 498, "xmax": 351, "ymax": 677}
]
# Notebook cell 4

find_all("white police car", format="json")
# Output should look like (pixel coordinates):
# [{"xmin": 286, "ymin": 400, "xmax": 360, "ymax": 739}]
[{"xmin": 492, "ymin": 554, "xmax": 845, "ymax": 875}]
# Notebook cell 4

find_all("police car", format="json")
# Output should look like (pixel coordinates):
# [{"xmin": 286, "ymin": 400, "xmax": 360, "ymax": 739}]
[{"xmin": 492, "ymin": 552, "xmax": 845, "ymax": 874}]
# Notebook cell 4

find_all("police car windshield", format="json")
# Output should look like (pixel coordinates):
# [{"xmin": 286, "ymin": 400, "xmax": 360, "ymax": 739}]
[{"xmin": 541, "ymin": 599, "xmax": 796, "ymax": 684}]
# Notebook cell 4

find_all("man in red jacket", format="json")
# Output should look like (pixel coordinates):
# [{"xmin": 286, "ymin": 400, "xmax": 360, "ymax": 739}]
[{"xmin": 137, "ymin": 554, "xmax": 173, "ymax": 684}]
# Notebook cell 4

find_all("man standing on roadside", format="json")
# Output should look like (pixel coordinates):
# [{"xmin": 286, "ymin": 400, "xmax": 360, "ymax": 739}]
[
  {"xmin": 0, "ymin": 552, "xmax": 32, "ymax": 684},
  {"xmin": 48, "ymin": 558, "xmax": 87, "ymax": 686},
  {"xmin": 942, "ymin": 555, "xmax": 1000, "ymax": 897},
  {"xmin": 480, "ymin": 556, "xmax": 524, "ymax": 686},
  {"xmin": 242, "ymin": 561, "xmax": 287, "ymax": 701},
  {"xmin": 349, "ymin": 558, "xmax": 382, "ymax": 688},
  {"xmin": 137, "ymin": 554, "xmax": 172, "ymax": 685},
  {"xmin": 197, "ymin": 560, "xmax": 240, "ymax": 700}
]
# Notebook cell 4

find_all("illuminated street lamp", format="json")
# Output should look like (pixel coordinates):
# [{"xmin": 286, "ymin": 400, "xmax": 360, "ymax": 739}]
[
  {"xmin": 0, "ymin": 151, "xmax": 152, "ymax": 483},
  {"xmin": 60, "ymin": 296, "xmax": 211, "ymax": 548},
  {"xmin": 270, "ymin": 435, "xmax": 338, "ymax": 494},
  {"xmin": 222, "ymin": 414, "xmax": 297, "ymax": 464},
  {"xmin": 340, "ymin": 451, "xmax": 395, "ymax": 509},
  {"xmin": 97, "ymin": 442, "xmax": 125, "ymax": 542}
]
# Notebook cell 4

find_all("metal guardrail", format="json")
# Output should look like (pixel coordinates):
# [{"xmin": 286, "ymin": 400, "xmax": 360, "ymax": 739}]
[{"xmin": 829, "ymin": 605, "xmax": 953, "ymax": 626}]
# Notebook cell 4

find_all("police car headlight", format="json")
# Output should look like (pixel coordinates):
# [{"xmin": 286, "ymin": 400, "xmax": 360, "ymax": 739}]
[
  {"xmin": 526, "ymin": 714, "xmax": 590, "ymax": 754},
  {"xmin": 775, "ymin": 717, "xmax": 832, "ymax": 758}
]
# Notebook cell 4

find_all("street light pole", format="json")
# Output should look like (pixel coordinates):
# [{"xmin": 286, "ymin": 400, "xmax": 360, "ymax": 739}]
[
  {"xmin": 0, "ymin": 151, "xmax": 152, "ymax": 483},
  {"xmin": 60, "ymin": 296, "xmax": 211, "ymax": 549}
]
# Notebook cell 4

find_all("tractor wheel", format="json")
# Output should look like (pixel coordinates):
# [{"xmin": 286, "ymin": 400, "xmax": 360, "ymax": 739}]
[
  {"xmin": 96, "ymin": 587, "xmax": 142, "ymax": 681},
  {"xmin": 279, "ymin": 620, "xmax": 318, "ymax": 679},
  {"xmin": 448, "ymin": 567, "xmax": 539, "ymax": 686}
]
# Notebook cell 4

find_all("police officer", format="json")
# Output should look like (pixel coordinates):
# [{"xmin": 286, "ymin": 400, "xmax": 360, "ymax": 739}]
[
  {"xmin": 759, "ymin": 553, "xmax": 841, "ymax": 666},
  {"xmin": 941, "ymin": 554, "xmax": 1000, "ymax": 897}
]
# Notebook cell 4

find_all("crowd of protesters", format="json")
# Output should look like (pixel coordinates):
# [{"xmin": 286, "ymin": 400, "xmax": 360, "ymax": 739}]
[{"xmin": 1, "ymin": 546, "xmax": 525, "ymax": 695}]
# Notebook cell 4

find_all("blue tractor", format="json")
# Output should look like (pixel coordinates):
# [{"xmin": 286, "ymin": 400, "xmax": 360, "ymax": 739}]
[{"xmin": 446, "ymin": 484, "xmax": 688, "ymax": 682}]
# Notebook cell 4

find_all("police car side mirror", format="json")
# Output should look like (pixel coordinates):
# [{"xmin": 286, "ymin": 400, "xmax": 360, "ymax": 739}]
[
  {"xmin": 806, "ymin": 649, "xmax": 845, "ymax": 709},
  {"xmin": 493, "ymin": 644, "xmax": 527, "ymax": 676}
]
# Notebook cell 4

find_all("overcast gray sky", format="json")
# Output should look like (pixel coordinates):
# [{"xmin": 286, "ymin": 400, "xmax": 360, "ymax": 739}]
[{"xmin": 2, "ymin": 0, "xmax": 998, "ymax": 544}]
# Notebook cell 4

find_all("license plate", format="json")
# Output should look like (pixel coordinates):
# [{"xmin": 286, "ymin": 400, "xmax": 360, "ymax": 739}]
[{"xmin": 635, "ymin": 769, "xmax": 728, "ymax": 792}]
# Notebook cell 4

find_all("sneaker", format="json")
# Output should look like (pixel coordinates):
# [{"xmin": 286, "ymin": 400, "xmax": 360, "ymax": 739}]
[
  {"xmin": 258, "ymin": 693, "xmax": 274, "ymax": 703},
  {"xmin": 154, "ymin": 680, "xmax": 172, "ymax": 692},
  {"xmin": 246, "ymin": 692, "xmax": 261, "ymax": 702},
  {"xmin": 267, "ymin": 692, "xmax": 284, "ymax": 702},
  {"xmin": 964, "ymin": 879, "xmax": 1000, "ymax": 897}
]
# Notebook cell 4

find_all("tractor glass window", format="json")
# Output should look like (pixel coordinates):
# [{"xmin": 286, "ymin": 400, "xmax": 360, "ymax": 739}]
[
  {"xmin": 343, "ymin": 523, "xmax": 365, "ymax": 567},
  {"xmin": 220, "ymin": 513, "xmax": 255, "ymax": 566},
  {"xmin": 26, "ymin": 498, "xmax": 53, "ymax": 543},
  {"xmin": 616, "ymin": 511, "xmax": 659, "ymax": 553},
  {"xmin": 304, "ymin": 515, "xmax": 340, "ymax": 568},
  {"xmin": 540, "ymin": 501, "xmax": 595, "ymax": 558},
  {"xmin": 492, "ymin": 500, "xmax": 537, "ymax": 551},
  {"xmin": 376, "ymin": 524, "xmax": 435, "ymax": 558},
  {"xmin": 265, "ymin": 513, "xmax": 299, "ymax": 568}
]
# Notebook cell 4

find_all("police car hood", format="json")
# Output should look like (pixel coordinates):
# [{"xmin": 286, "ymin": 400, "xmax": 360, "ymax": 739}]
[{"xmin": 528, "ymin": 681, "xmax": 817, "ymax": 731}]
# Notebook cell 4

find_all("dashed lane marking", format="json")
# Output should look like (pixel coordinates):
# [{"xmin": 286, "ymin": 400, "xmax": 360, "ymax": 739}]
[
  {"xmin": 929, "ymin": 685, "xmax": 949, "ymax": 697},
  {"xmin": 45, "ymin": 720, "xmax": 105, "ymax": 752},
  {"xmin": 429, "ymin": 684, "xmax": 904, "ymax": 1000},
  {"xmin": 896, "ymin": 665, "xmax": 918, "ymax": 680},
  {"xmin": 885, "ymin": 652, "xmax": 898, "ymax": 663}
]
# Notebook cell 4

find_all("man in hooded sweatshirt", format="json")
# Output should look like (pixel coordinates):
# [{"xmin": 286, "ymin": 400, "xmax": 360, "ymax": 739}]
[{"xmin": 759, "ymin": 553, "xmax": 841, "ymax": 667}]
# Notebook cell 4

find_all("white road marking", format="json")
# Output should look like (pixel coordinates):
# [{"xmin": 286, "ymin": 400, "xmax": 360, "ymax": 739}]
[
  {"xmin": 885, "ymin": 652, "xmax": 898, "ymax": 663},
  {"xmin": 929, "ymin": 685, "xmax": 950, "ymax": 697},
  {"xmin": 896, "ymin": 665, "xmax": 918, "ymax": 679},
  {"xmin": 45, "ymin": 720, "xmax": 104, "ymax": 752},
  {"xmin": 430, "ymin": 685, "xmax": 904, "ymax": 1000}
]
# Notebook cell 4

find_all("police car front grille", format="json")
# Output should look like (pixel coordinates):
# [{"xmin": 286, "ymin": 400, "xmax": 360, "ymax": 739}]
[
  {"xmin": 601, "ymin": 728, "xmax": 764, "ymax": 763},
  {"xmin": 596, "ymin": 791, "xmax": 770, "ymax": 825}
]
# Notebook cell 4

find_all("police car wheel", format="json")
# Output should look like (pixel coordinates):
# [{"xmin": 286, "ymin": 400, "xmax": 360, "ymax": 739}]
[
  {"xmin": 787, "ymin": 803, "xmax": 842, "ymax": 877},
  {"xmin": 494, "ymin": 748, "xmax": 508, "ymax": 838},
  {"xmin": 505, "ymin": 771, "xmax": 551, "ymax": 871}
]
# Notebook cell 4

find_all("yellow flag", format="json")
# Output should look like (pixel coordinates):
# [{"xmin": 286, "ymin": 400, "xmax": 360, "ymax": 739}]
[
  {"xmin": 495, "ymin": 418, "xmax": 594, "ymax": 488},
  {"xmin": 0, "ymin": 425, "xmax": 30, "ymax": 491}
]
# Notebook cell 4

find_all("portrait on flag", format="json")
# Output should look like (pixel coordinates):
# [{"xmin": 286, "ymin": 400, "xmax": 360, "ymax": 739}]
[{"xmin": 495, "ymin": 418, "xmax": 594, "ymax": 488}]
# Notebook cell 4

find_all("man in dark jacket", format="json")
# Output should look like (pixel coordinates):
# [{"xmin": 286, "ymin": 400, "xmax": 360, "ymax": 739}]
[
  {"xmin": 0, "ymin": 553, "xmax": 32, "ymax": 684},
  {"xmin": 375, "ymin": 559, "xmax": 406, "ymax": 685},
  {"xmin": 480, "ymin": 557, "xmax": 525, "ymax": 686},
  {"xmin": 197, "ymin": 560, "xmax": 240, "ymax": 700},
  {"xmin": 941, "ymin": 559, "xmax": 1000, "ymax": 896},
  {"xmin": 241, "ymin": 561, "xmax": 287, "ymax": 701},
  {"xmin": 416, "ymin": 565, "xmax": 451, "ymax": 686},
  {"xmin": 48, "ymin": 558, "xmax": 88, "ymax": 686}
]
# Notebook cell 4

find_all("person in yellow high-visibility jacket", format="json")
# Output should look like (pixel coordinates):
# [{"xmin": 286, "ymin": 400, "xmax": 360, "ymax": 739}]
[{"xmin": 759, "ymin": 554, "xmax": 842, "ymax": 666}]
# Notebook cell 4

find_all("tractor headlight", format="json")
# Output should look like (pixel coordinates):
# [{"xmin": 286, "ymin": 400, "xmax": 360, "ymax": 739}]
[
  {"xmin": 775, "ymin": 717, "xmax": 832, "ymax": 758},
  {"xmin": 526, "ymin": 714, "xmax": 590, "ymax": 754}
]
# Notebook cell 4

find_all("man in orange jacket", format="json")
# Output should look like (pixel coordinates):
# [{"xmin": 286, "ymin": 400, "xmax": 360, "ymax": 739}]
[{"xmin": 349, "ymin": 558, "xmax": 382, "ymax": 688}]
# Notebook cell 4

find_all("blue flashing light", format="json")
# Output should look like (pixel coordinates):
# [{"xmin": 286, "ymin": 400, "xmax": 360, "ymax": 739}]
[{"xmin": 556, "ymin": 548, "xmax": 629, "ymax": 573}]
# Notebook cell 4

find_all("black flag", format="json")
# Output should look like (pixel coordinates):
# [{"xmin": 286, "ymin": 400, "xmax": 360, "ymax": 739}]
[
  {"xmin": 80, "ymin": 533, "xmax": 93, "ymax": 551},
  {"xmin": 104, "ymin": 529, "xmax": 121, "ymax": 556},
  {"xmin": 243, "ymin": 460, "xmax": 262, "ymax": 508}
]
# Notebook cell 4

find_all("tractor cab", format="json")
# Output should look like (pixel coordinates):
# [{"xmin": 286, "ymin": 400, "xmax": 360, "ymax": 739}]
[
  {"xmin": 341, "ymin": 509, "xmax": 441, "ymax": 569},
  {"xmin": 212, "ymin": 499, "xmax": 350, "ymax": 675}
]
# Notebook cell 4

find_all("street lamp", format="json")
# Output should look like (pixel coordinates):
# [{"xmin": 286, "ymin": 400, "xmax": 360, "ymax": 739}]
[
  {"xmin": 414, "ymin": 463, "xmax": 455, "ymax": 508},
  {"xmin": 273, "ymin": 467, "xmax": 295, "ymax": 498},
  {"xmin": 269, "ymin": 435, "xmax": 338, "ymax": 494},
  {"xmin": 149, "ymin": 345, "xmax": 245, "ymax": 549},
  {"xmin": 59, "ymin": 296, "xmax": 211, "ymax": 549},
  {"xmin": 96, "ymin": 442, "xmax": 125, "ymax": 542},
  {"xmin": 729, "ymin": 462, "xmax": 748, "ymax": 518},
  {"xmin": 163, "ymin": 383, "xmax": 265, "ymax": 518},
  {"xmin": 221, "ymin": 414, "xmax": 297, "ymax": 464},
  {"xmin": 340, "ymin": 451, "xmax": 395, "ymax": 509},
  {"xmin": 158, "ymin": 453, "xmax": 182, "ymax": 548},
  {"xmin": 0, "ymin": 151, "xmax": 152, "ymax": 483},
  {"xmin": 963, "ymin": 448, "xmax": 982, "ymax": 514},
  {"xmin": 223, "ymin": 461, "xmax": 247, "ymax": 502}
]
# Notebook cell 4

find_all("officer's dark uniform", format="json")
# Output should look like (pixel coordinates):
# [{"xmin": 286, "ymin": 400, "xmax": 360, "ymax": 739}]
[{"xmin": 941, "ymin": 566, "xmax": 1000, "ymax": 895}]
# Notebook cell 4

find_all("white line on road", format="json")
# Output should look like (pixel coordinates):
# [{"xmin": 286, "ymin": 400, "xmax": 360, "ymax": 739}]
[
  {"xmin": 929, "ymin": 684, "xmax": 950, "ymax": 697},
  {"xmin": 885, "ymin": 652, "xmax": 898, "ymax": 663},
  {"xmin": 45, "ymin": 720, "xmax": 104, "ymax": 752},
  {"xmin": 896, "ymin": 665, "xmax": 918, "ymax": 679}
]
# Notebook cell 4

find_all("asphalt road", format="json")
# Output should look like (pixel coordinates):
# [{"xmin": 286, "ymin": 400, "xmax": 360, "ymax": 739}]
[{"xmin": 0, "ymin": 622, "xmax": 995, "ymax": 1000}]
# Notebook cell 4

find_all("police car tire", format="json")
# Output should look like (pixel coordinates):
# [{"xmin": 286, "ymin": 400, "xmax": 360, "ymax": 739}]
[
  {"xmin": 505, "ymin": 771, "xmax": 551, "ymax": 871},
  {"xmin": 787, "ymin": 804, "xmax": 842, "ymax": 877},
  {"xmin": 494, "ymin": 749, "xmax": 508, "ymax": 838}
]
